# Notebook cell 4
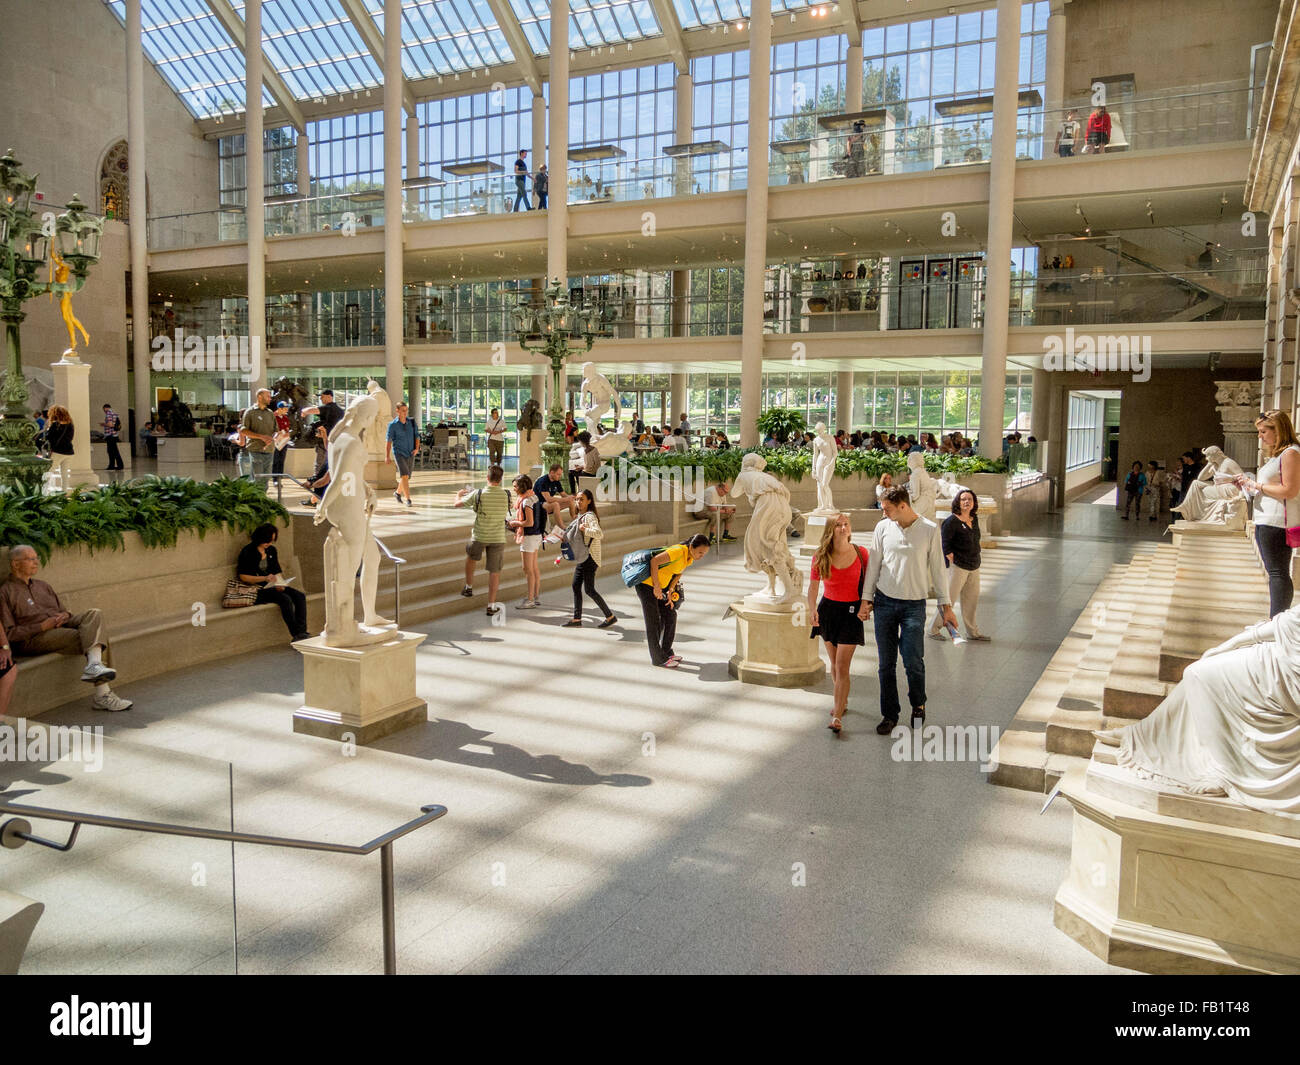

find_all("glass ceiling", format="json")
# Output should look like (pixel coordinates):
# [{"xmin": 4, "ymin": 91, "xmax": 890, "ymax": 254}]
[
  {"xmin": 362, "ymin": 0, "xmax": 515, "ymax": 77},
  {"xmin": 507, "ymin": 0, "xmax": 663, "ymax": 52},
  {"xmin": 235, "ymin": 0, "xmax": 382, "ymax": 99},
  {"xmin": 672, "ymin": 0, "xmax": 811, "ymax": 30}
]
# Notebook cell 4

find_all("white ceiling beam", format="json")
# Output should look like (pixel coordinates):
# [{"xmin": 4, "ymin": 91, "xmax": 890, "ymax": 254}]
[
  {"xmin": 204, "ymin": 0, "xmax": 308, "ymax": 133},
  {"xmin": 839, "ymin": 0, "xmax": 865, "ymax": 40},
  {"xmin": 338, "ymin": 0, "xmax": 417, "ymax": 115},
  {"xmin": 484, "ymin": 0, "xmax": 544, "ymax": 95},
  {"xmin": 648, "ymin": 0, "xmax": 690, "ymax": 72}
]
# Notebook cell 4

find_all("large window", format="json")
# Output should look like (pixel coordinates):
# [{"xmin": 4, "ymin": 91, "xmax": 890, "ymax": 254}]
[
  {"xmin": 309, "ymin": 111, "xmax": 384, "ymax": 193},
  {"xmin": 420, "ymin": 87, "xmax": 533, "ymax": 178},
  {"xmin": 571, "ymin": 64, "xmax": 677, "ymax": 162},
  {"xmin": 1067, "ymin": 393, "xmax": 1104, "ymax": 471}
]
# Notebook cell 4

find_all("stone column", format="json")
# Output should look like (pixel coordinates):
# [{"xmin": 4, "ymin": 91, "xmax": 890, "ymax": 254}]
[
  {"xmin": 739, "ymin": 0, "xmax": 771, "ymax": 447},
  {"xmin": 977, "ymin": 0, "xmax": 1021, "ymax": 461},
  {"xmin": 1044, "ymin": 2, "xmax": 1066, "ymax": 116},
  {"xmin": 50, "ymin": 359, "xmax": 94, "ymax": 486},
  {"xmin": 126, "ymin": 0, "xmax": 152, "ymax": 438},
  {"xmin": 383, "ymin": 0, "xmax": 404, "ymax": 402},
  {"xmin": 547, "ymin": 1, "xmax": 569, "ymax": 285},
  {"xmin": 671, "ymin": 72, "xmax": 692, "ymax": 343},
  {"xmin": 836, "ymin": 370, "xmax": 854, "ymax": 432},
  {"xmin": 246, "ymin": 0, "xmax": 267, "ymax": 395},
  {"xmin": 531, "ymin": 94, "xmax": 546, "ymax": 175},
  {"xmin": 845, "ymin": 41, "xmax": 863, "ymax": 112},
  {"xmin": 296, "ymin": 130, "xmax": 311, "ymax": 230},
  {"xmin": 1031, "ymin": 367, "xmax": 1051, "ymax": 470},
  {"xmin": 1217, "ymin": 380, "xmax": 1263, "ymax": 471},
  {"xmin": 670, "ymin": 372, "xmax": 687, "ymax": 425},
  {"xmin": 405, "ymin": 110, "xmax": 420, "ymax": 214}
]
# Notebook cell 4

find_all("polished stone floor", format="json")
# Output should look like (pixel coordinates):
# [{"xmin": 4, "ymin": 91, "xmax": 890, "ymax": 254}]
[{"xmin": 2, "ymin": 488, "xmax": 1165, "ymax": 974}]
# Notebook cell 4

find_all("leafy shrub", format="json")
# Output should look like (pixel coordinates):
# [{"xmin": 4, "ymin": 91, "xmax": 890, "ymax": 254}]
[
  {"xmin": 618, "ymin": 445, "xmax": 1007, "ymax": 484},
  {"xmin": 0, "ymin": 476, "xmax": 288, "ymax": 562}
]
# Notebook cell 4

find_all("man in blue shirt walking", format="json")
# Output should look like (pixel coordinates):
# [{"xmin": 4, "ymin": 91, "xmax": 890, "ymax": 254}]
[{"xmin": 386, "ymin": 401, "xmax": 420, "ymax": 506}]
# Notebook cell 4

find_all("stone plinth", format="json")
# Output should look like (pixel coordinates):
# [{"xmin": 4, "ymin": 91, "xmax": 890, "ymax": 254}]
[
  {"xmin": 284, "ymin": 447, "xmax": 317, "ymax": 478},
  {"xmin": 798, "ymin": 512, "xmax": 835, "ymax": 557},
  {"xmin": 49, "ymin": 357, "xmax": 94, "ymax": 488},
  {"xmin": 1054, "ymin": 760, "xmax": 1300, "ymax": 974},
  {"xmin": 154, "ymin": 436, "xmax": 205, "ymax": 464},
  {"xmin": 1215, "ymin": 379, "xmax": 1262, "ymax": 472},
  {"xmin": 292, "ymin": 630, "xmax": 427, "ymax": 743},
  {"xmin": 518, "ymin": 431, "xmax": 542, "ymax": 476},
  {"xmin": 365, "ymin": 458, "xmax": 397, "ymax": 490},
  {"xmin": 728, "ymin": 599, "xmax": 826, "ymax": 687},
  {"xmin": 1170, "ymin": 517, "xmax": 1249, "ymax": 549}
]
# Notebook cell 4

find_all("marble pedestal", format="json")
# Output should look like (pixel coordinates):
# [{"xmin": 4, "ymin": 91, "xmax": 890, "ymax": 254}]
[
  {"xmin": 728, "ymin": 599, "xmax": 825, "ymax": 687},
  {"xmin": 292, "ymin": 630, "xmax": 427, "ymax": 744},
  {"xmin": 797, "ymin": 512, "xmax": 835, "ymax": 557},
  {"xmin": 154, "ymin": 436, "xmax": 205, "ymax": 465},
  {"xmin": 1054, "ymin": 759, "xmax": 1300, "ymax": 974},
  {"xmin": 49, "ymin": 357, "xmax": 94, "ymax": 488},
  {"xmin": 284, "ymin": 447, "xmax": 317, "ymax": 478},
  {"xmin": 365, "ymin": 458, "xmax": 397, "ymax": 490},
  {"xmin": 518, "ymin": 432, "xmax": 542, "ymax": 477},
  {"xmin": 1169, "ymin": 516, "xmax": 1248, "ymax": 549}
]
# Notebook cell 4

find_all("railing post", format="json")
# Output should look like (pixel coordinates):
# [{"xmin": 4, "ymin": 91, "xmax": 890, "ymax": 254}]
[{"xmin": 380, "ymin": 841, "xmax": 396, "ymax": 975}]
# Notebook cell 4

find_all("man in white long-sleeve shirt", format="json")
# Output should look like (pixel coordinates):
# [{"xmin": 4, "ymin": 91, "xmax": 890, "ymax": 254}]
[{"xmin": 862, "ymin": 485, "xmax": 957, "ymax": 734}]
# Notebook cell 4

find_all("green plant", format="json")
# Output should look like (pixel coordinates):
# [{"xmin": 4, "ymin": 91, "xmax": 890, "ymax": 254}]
[
  {"xmin": 755, "ymin": 407, "xmax": 807, "ymax": 445},
  {"xmin": 0, "ymin": 476, "xmax": 288, "ymax": 562}
]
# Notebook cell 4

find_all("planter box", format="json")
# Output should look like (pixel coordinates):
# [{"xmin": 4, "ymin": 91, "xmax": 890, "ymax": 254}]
[{"xmin": 154, "ymin": 436, "xmax": 205, "ymax": 464}]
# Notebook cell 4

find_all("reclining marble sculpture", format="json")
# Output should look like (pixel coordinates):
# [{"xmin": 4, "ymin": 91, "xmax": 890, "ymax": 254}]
[
  {"xmin": 1094, "ymin": 604, "xmax": 1300, "ymax": 817},
  {"xmin": 1170, "ymin": 445, "xmax": 1244, "ymax": 524}
]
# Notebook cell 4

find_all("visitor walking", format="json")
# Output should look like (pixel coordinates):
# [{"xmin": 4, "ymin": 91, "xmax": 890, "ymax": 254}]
[
  {"xmin": 1237, "ymin": 410, "xmax": 1300, "ymax": 617},
  {"xmin": 238, "ymin": 388, "xmax": 277, "ymax": 480},
  {"xmin": 485, "ymin": 407, "xmax": 507, "ymax": 467},
  {"xmin": 563, "ymin": 490, "xmax": 616, "ymax": 629},
  {"xmin": 1120, "ymin": 461, "xmax": 1146, "ymax": 520},
  {"xmin": 386, "ymin": 401, "xmax": 419, "ymax": 506},
  {"xmin": 861, "ymin": 485, "xmax": 955, "ymax": 733},
  {"xmin": 635, "ymin": 534, "xmax": 710, "ymax": 667},
  {"xmin": 236, "ymin": 523, "xmax": 309, "ymax": 642},
  {"xmin": 1145, "ymin": 460, "xmax": 1166, "ymax": 521},
  {"xmin": 807, "ymin": 512, "xmax": 868, "ymax": 734},
  {"xmin": 512, "ymin": 149, "xmax": 531, "ymax": 212},
  {"xmin": 271, "ymin": 401, "xmax": 292, "ymax": 484},
  {"xmin": 929, "ymin": 489, "xmax": 989, "ymax": 642},
  {"xmin": 535, "ymin": 163, "xmax": 549, "ymax": 209},
  {"xmin": 44, "ymin": 405, "xmax": 75, "ymax": 491},
  {"xmin": 101, "ymin": 403, "xmax": 124, "ymax": 470},
  {"xmin": 455, "ymin": 464, "xmax": 510, "ymax": 616},
  {"xmin": 509, "ymin": 474, "xmax": 544, "ymax": 608}
]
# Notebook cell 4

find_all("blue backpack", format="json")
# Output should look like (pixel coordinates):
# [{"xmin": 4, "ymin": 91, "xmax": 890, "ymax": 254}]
[{"xmin": 621, "ymin": 546, "xmax": 665, "ymax": 587}]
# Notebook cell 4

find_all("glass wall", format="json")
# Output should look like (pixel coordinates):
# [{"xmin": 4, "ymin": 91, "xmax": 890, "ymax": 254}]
[{"xmin": 1067, "ymin": 392, "xmax": 1104, "ymax": 470}]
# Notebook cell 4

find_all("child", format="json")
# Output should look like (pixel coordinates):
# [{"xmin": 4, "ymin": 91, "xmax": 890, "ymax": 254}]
[
  {"xmin": 1145, "ymin": 460, "xmax": 1166, "ymax": 522},
  {"xmin": 1121, "ymin": 461, "xmax": 1146, "ymax": 520}
]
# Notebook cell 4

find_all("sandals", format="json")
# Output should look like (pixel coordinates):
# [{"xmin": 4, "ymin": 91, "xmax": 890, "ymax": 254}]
[{"xmin": 827, "ymin": 713, "xmax": 842, "ymax": 734}]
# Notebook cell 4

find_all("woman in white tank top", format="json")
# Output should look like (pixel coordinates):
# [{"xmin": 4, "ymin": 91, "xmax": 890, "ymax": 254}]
[{"xmin": 1238, "ymin": 410, "xmax": 1300, "ymax": 617}]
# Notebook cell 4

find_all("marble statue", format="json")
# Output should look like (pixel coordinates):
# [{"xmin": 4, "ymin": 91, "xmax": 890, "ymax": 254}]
[
  {"xmin": 1095, "ymin": 604, "xmax": 1300, "ymax": 817},
  {"xmin": 1170, "ymin": 445, "xmax": 1244, "ymax": 523},
  {"xmin": 593, "ymin": 419, "xmax": 635, "ymax": 459},
  {"xmin": 518, "ymin": 397, "xmax": 543, "ymax": 440},
  {"xmin": 315, "ymin": 392, "xmax": 395, "ymax": 647},
  {"xmin": 732, "ymin": 452, "xmax": 803, "ymax": 605},
  {"xmin": 905, "ymin": 452, "xmax": 937, "ymax": 518},
  {"xmin": 364, "ymin": 379, "xmax": 393, "ymax": 462},
  {"xmin": 581, "ymin": 362, "xmax": 618, "ymax": 437},
  {"xmin": 810, "ymin": 422, "xmax": 837, "ymax": 515},
  {"xmin": 936, "ymin": 471, "xmax": 969, "ymax": 502}
]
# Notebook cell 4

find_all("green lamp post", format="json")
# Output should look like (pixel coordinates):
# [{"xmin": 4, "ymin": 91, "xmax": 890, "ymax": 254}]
[
  {"xmin": 510, "ymin": 280, "xmax": 611, "ymax": 474},
  {"xmin": 0, "ymin": 148, "xmax": 103, "ymax": 490}
]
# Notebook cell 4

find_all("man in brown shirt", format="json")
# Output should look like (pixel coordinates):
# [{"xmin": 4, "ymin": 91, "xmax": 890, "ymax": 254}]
[{"xmin": 1, "ymin": 545, "xmax": 133, "ymax": 711}]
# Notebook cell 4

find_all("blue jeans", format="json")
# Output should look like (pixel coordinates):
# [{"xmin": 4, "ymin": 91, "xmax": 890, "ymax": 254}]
[
  {"xmin": 1255, "ymin": 524, "xmax": 1294, "ymax": 618},
  {"xmin": 239, "ymin": 448, "xmax": 272, "ymax": 480},
  {"xmin": 873, "ymin": 591, "xmax": 926, "ymax": 721}
]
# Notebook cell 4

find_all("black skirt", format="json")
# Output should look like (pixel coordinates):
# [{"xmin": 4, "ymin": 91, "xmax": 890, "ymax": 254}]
[{"xmin": 810, "ymin": 597, "xmax": 865, "ymax": 646}]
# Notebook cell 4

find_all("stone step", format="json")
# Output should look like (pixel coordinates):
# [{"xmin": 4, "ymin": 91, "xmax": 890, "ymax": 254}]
[
  {"xmin": 1103, "ymin": 544, "xmax": 1179, "ymax": 719},
  {"xmin": 987, "ymin": 729, "xmax": 1048, "ymax": 792}
]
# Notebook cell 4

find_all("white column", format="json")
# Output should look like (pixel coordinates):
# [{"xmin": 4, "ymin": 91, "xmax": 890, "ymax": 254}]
[
  {"xmin": 1031, "ymin": 366, "xmax": 1050, "ymax": 470},
  {"xmin": 412, "ymin": 374, "xmax": 424, "ymax": 426},
  {"xmin": 531, "ymin": 94, "xmax": 546, "ymax": 173},
  {"xmin": 836, "ymin": 370, "xmax": 854, "ymax": 432},
  {"xmin": 246, "ymin": 0, "xmax": 267, "ymax": 394},
  {"xmin": 126, "ymin": 0, "xmax": 151, "ymax": 437},
  {"xmin": 383, "ymin": 0, "xmax": 404, "ymax": 401},
  {"xmin": 671, "ymin": 72, "xmax": 692, "ymax": 341},
  {"xmin": 739, "ymin": 0, "xmax": 771, "ymax": 448},
  {"xmin": 547, "ymin": 1, "xmax": 569, "ymax": 284},
  {"xmin": 845, "ymin": 41, "xmax": 863, "ymax": 112},
  {"xmin": 405, "ymin": 109, "xmax": 420, "ymax": 213},
  {"xmin": 1044, "ymin": 2, "xmax": 1066, "ymax": 116},
  {"xmin": 670, "ymin": 373, "xmax": 687, "ymax": 424},
  {"xmin": 977, "ymin": 0, "xmax": 1021, "ymax": 461},
  {"xmin": 295, "ymin": 130, "xmax": 310, "ymax": 230}
]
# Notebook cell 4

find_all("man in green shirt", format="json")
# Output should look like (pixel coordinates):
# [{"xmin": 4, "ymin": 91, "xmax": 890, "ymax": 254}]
[
  {"xmin": 239, "ymin": 388, "xmax": 277, "ymax": 480},
  {"xmin": 454, "ymin": 464, "xmax": 509, "ymax": 616}
]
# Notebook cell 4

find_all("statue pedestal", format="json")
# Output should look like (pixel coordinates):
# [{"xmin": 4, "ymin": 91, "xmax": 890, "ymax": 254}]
[
  {"xmin": 798, "ymin": 512, "xmax": 835, "ymax": 557},
  {"xmin": 284, "ymin": 447, "xmax": 316, "ymax": 478},
  {"xmin": 49, "ymin": 357, "xmax": 95, "ymax": 488},
  {"xmin": 1054, "ymin": 759, "xmax": 1300, "ymax": 974},
  {"xmin": 292, "ymin": 630, "xmax": 427, "ymax": 744},
  {"xmin": 155, "ymin": 436, "xmax": 205, "ymax": 465},
  {"xmin": 365, "ymin": 458, "xmax": 397, "ymax": 490},
  {"xmin": 728, "ymin": 599, "xmax": 826, "ymax": 687},
  {"xmin": 518, "ymin": 432, "xmax": 542, "ymax": 476}
]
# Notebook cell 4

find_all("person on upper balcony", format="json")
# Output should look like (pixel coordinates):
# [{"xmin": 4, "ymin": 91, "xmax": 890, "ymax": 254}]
[{"xmin": 1085, "ymin": 104, "xmax": 1111, "ymax": 153}]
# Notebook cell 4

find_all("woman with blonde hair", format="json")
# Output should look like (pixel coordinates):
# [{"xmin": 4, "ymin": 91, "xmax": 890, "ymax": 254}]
[
  {"xmin": 44, "ymin": 405, "xmax": 75, "ymax": 491},
  {"xmin": 807, "ymin": 512, "xmax": 869, "ymax": 734},
  {"xmin": 1236, "ymin": 409, "xmax": 1300, "ymax": 616}
]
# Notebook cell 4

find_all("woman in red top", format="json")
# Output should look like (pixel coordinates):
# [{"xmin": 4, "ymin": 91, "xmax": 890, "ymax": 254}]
[
  {"xmin": 807, "ymin": 512, "xmax": 869, "ymax": 734},
  {"xmin": 1086, "ymin": 105, "xmax": 1111, "ymax": 153}
]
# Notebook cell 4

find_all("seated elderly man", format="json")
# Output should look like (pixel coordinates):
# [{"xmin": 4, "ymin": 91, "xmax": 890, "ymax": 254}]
[{"xmin": 0, "ymin": 545, "xmax": 133, "ymax": 711}]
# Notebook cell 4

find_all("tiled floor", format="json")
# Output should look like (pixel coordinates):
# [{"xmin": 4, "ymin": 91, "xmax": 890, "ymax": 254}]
[{"xmin": 2, "ymin": 495, "xmax": 1167, "ymax": 974}]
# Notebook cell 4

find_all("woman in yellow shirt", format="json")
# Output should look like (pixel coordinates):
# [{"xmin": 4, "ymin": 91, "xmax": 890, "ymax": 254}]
[{"xmin": 637, "ymin": 533, "xmax": 710, "ymax": 667}]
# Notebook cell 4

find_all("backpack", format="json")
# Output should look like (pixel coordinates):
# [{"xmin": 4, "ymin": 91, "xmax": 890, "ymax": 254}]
[{"xmin": 561, "ymin": 515, "xmax": 590, "ymax": 564}]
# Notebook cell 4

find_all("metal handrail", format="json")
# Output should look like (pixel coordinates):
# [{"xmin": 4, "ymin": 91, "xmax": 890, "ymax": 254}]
[
  {"xmin": 0, "ymin": 800, "xmax": 446, "ymax": 974},
  {"xmin": 373, "ymin": 535, "xmax": 407, "ymax": 626}
]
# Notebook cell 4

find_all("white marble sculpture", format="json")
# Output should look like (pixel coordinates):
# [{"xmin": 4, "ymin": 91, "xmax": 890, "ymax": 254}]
[
  {"xmin": 935, "ymin": 471, "xmax": 969, "ymax": 502},
  {"xmin": 732, "ymin": 452, "xmax": 803, "ymax": 605},
  {"xmin": 315, "ymin": 392, "xmax": 396, "ymax": 647},
  {"xmin": 906, "ymin": 451, "xmax": 937, "ymax": 518},
  {"xmin": 1095, "ymin": 605, "xmax": 1300, "ymax": 817},
  {"xmin": 363, "ymin": 379, "xmax": 393, "ymax": 462},
  {"xmin": 1170, "ymin": 445, "xmax": 1244, "ymax": 523},
  {"xmin": 810, "ymin": 422, "xmax": 837, "ymax": 515},
  {"xmin": 581, "ymin": 362, "xmax": 617, "ymax": 436}
]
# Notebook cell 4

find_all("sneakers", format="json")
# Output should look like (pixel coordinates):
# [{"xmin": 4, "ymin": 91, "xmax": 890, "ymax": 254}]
[
  {"xmin": 404, "ymin": 497, "xmax": 413, "ymax": 507},
  {"xmin": 91, "ymin": 690, "xmax": 133, "ymax": 712},
  {"xmin": 80, "ymin": 663, "xmax": 117, "ymax": 684},
  {"xmin": 461, "ymin": 586, "xmax": 473, "ymax": 598},
  {"xmin": 516, "ymin": 597, "xmax": 533, "ymax": 608},
  {"xmin": 928, "ymin": 631, "xmax": 946, "ymax": 642},
  {"xmin": 722, "ymin": 533, "xmax": 737, "ymax": 542},
  {"xmin": 393, "ymin": 490, "xmax": 403, "ymax": 503},
  {"xmin": 486, "ymin": 604, "xmax": 502, "ymax": 617}
]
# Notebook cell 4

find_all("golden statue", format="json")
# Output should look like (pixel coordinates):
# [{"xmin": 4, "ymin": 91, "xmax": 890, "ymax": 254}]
[{"xmin": 50, "ymin": 250, "xmax": 90, "ymax": 355}]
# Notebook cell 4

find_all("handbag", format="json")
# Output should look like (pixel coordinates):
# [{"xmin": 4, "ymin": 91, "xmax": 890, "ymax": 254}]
[{"xmin": 221, "ymin": 578, "xmax": 259, "ymax": 609}]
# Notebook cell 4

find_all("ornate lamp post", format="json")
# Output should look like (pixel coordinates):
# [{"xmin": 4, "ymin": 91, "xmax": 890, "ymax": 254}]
[
  {"xmin": 0, "ymin": 149, "xmax": 103, "ymax": 489},
  {"xmin": 510, "ymin": 280, "xmax": 610, "ymax": 474}
]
